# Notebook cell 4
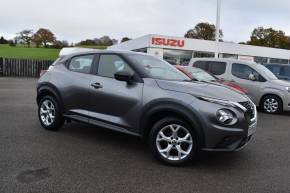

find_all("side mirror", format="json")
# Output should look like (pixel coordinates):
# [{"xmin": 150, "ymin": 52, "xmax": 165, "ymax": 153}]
[
  {"xmin": 114, "ymin": 71, "xmax": 134, "ymax": 83},
  {"xmin": 248, "ymin": 73, "xmax": 256, "ymax": 81}
]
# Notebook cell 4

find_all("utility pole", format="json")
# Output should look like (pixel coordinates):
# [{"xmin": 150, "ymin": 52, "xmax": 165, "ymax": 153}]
[{"xmin": 215, "ymin": 0, "xmax": 221, "ymax": 58}]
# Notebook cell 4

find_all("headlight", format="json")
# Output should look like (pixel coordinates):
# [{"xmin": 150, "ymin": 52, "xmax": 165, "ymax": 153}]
[
  {"xmin": 286, "ymin": 87, "xmax": 290, "ymax": 93},
  {"xmin": 216, "ymin": 109, "xmax": 237, "ymax": 125},
  {"xmin": 196, "ymin": 96, "xmax": 247, "ymax": 112}
]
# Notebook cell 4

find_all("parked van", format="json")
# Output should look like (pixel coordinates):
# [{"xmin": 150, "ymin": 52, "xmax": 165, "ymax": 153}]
[{"xmin": 189, "ymin": 58, "xmax": 290, "ymax": 114}]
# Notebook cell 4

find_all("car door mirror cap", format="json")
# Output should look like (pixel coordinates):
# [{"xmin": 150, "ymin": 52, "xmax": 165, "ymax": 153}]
[{"xmin": 114, "ymin": 71, "xmax": 134, "ymax": 83}]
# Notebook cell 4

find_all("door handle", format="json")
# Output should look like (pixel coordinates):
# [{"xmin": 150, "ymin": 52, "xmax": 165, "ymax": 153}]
[{"xmin": 91, "ymin": 82, "xmax": 103, "ymax": 89}]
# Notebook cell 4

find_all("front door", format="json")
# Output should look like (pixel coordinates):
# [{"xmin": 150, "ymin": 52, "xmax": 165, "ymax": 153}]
[
  {"xmin": 229, "ymin": 63, "xmax": 264, "ymax": 104},
  {"xmin": 88, "ymin": 54, "xmax": 143, "ymax": 131}
]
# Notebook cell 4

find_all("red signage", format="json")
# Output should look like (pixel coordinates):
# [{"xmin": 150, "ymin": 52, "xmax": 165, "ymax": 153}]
[{"xmin": 152, "ymin": 37, "xmax": 185, "ymax": 48}]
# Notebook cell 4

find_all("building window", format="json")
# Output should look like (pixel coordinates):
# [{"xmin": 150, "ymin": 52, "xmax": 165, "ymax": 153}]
[
  {"xmin": 254, "ymin": 57, "xmax": 268, "ymax": 64},
  {"xmin": 193, "ymin": 51, "xmax": 214, "ymax": 58},
  {"xmin": 222, "ymin": 53, "xmax": 238, "ymax": 59},
  {"xmin": 163, "ymin": 49, "xmax": 193, "ymax": 65},
  {"xmin": 269, "ymin": 58, "xmax": 289, "ymax": 64}
]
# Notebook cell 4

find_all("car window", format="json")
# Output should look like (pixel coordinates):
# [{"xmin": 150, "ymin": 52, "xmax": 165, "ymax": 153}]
[
  {"xmin": 98, "ymin": 55, "xmax": 134, "ymax": 78},
  {"xmin": 267, "ymin": 65, "xmax": 281, "ymax": 76},
  {"xmin": 232, "ymin": 63, "xmax": 265, "ymax": 82},
  {"xmin": 281, "ymin": 66, "xmax": 290, "ymax": 77},
  {"xmin": 127, "ymin": 54, "xmax": 190, "ymax": 81},
  {"xmin": 68, "ymin": 55, "xmax": 94, "ymax": 74},
  {"xmin": 208, "ymin": 61, "xmax": 226, "ymax": 75},
  {"xmin": 193, "ymin": 61, "xmax": 208, "ymax": 71}
]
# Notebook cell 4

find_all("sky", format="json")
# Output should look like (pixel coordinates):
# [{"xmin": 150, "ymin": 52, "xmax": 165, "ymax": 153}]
[{"xmin": 1, "ymin": 0, "xmax": 290, "ymax": 44}]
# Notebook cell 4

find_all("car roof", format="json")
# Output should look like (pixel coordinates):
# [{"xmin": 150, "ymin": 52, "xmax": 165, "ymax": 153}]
[
  {"xmin": 59, "ymin": 47, "xmax": 148, "ymax": 58},
  {"xmin": 190, "ymin": 57, "xmax": 257, "ymax": 66}
]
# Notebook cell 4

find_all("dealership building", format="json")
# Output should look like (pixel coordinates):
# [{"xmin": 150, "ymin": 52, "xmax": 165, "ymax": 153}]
[{"xmin": 109, "ymin": 34, "xmax": 290, "ymax": 65}]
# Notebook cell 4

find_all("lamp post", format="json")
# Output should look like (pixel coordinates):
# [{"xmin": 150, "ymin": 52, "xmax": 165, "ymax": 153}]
[{"xmin": 215, "ymin": 0, "xmax": 221, "ymax": 58}]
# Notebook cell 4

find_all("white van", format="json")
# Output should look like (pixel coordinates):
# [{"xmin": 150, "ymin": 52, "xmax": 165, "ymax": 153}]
[{"xmin": 189, "ymin": 58, "xmax": 290, "ymax": 114}]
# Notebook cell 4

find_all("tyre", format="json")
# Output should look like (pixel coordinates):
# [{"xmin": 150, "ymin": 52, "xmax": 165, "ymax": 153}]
[
  {"xmin": 261, "ymin": 95, "xmax": 283, "ymax": 114},
  {"xmin": 149, "ymin": 117, "xmax": 197, "ymax": 166},
  {"xmin": 38, "ymin": 95, "xmax": 64, "ymax": 130}
]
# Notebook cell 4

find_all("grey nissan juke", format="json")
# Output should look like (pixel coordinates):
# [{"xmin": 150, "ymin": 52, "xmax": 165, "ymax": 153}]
[{"xmin": 37, "ymin": 50, "xmax": 257, "ymax": 165}]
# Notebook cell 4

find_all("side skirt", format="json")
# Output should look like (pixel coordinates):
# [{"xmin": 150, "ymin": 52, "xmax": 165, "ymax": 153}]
[{"xmin": 63, "ymin": 114, "xmax": 140, "ymax": 137}]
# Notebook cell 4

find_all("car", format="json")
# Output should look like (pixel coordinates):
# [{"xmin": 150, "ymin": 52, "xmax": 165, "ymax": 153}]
[
  {"xmin": 189, "ymin": 58, "xmax": 290, "ymax": 114},
  {"xmin": 264, "ymin": 63, "xmax": 290, "ymax": 81},
  {"xmin": 175, "ymin": 65, "xmax": 248, "ymax": 94},
  {"xmin": 37, "ymin": 50, "xmax": 257, "ymax": 166}
]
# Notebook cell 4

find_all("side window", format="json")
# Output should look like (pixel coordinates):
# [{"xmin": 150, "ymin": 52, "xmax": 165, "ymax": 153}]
[
  {"xmin": 269, "ymin": 66, "xmax": 281, "ymax": 76},
  {"xmin": 232, "ymin": 63, "xmax": 265, "ymax": 81},
  {"xmin": 98, "ymin": 55, "xmax": 134, "ymax": 78},
  {"xmin": 68, "ymin": 55, "xmax": 94, "ymax": 74},
  {"xmin": 193, "ymin": 61, "xmax": 208, "ymax": 71},
  {"xmin": 281, "ymin": 66, "xmax": 290, "ymax": 77},
  {"xmin": 208, "ymin": 61, "xmax": 226, "ymax": 75}
]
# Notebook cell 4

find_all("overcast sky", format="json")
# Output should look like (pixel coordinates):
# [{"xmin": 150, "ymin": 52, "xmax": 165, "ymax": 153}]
[{"xmin": 1, "ymin": 0, "xmax": 290, "ymax": 43}]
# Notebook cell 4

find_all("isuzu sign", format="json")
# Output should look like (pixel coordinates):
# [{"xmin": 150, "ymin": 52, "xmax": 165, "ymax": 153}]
[{"xmin": 152, "ymin": 37, "xmax": 185, "ymax": 48}]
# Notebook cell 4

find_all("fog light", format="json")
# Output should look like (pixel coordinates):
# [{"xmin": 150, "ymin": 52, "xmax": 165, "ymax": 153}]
[{"xmin": 216, "ymin": 109, "xmax": 236, "ymax": 125}]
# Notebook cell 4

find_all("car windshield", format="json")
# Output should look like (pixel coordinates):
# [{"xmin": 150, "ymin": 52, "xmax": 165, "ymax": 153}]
[
  {"xmin": 183, "ymin": 67, "xmax": 217, "ymax": 82},
  {"xmin": 127, "ymin": 54, "xmax": 191, "ymax": 81},
  {"xmin": 255, "ymin": 64, "xmax": 278, "ymax": 80}
]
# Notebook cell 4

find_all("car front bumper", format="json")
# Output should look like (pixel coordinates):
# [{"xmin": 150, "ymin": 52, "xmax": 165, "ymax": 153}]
[{"xmin": 191, "ymin": 100, "xmax": 257, "ymax": 152}]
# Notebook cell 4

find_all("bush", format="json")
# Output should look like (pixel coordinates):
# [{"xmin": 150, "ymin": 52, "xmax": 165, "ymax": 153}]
[{"xmin": 8, "ymin": 41, "xmax": 16, "ymax": 47}]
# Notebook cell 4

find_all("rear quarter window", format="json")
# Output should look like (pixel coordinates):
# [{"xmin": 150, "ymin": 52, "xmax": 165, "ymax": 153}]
[
  {"xmin": 208, "ymin": 61, "xmax": 226, "ymax": 75},
  {"xmin": 193, "ymin": 61, "xmax": 208, "ymax": 71}
]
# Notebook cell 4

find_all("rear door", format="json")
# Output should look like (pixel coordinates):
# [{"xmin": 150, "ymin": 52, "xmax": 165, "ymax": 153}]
[
  {"xmin": 88, "ymin": 54, "xmax": 143, "ymax": 131},
  {"xmin": 62, "ymin": 54, "xmax": 96, "ymax": 122}
]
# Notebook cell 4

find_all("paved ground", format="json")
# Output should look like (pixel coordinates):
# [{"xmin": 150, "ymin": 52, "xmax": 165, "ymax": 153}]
[{"xmin": 0, "ymin": 78, "xmax": 290, "ymax": 193}]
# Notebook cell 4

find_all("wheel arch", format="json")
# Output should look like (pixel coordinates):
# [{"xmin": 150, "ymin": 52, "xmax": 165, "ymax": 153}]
[
  {"xmin": 139, "ymin": 99, "xmax": 205, "ymax": 148},
  {"xmin": 37, "ymin": 82, "xmax": 64, "ymax": 113},
  {"xmin": 259, "ymin": 93, "xmax": 283, "ymax": 107}
]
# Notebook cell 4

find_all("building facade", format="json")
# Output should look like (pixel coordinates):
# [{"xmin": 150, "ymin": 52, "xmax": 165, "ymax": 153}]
[{"xmin": 109, "ymin": 34, "xmax": 290, "ymax": 65}]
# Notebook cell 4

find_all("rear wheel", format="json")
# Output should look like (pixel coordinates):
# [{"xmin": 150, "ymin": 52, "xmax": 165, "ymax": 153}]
[
  {"xmin": 38, "ymin": 95, "xmax": 64, "ymax": 130},
  {"xmin": 149, "ymin": 117, "xmax": 197, "ymax": 166},
  {"xmin": 261, "ymin": 95, "xmax": 282, "ymax": 114}
]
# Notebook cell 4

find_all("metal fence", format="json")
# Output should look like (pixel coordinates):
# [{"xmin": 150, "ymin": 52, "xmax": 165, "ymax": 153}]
[{"xmin": 0, "ymin": 58, "xmax": 53, "ymax": 77}]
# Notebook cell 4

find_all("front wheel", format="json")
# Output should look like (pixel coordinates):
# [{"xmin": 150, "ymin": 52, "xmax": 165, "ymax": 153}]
[
  {"xmin": 38, "ymin": 95, "xmax": 64, "ymax": 130},
  {"xmin": 149, "ymin": 117, "xmax": 197, "ymax": 166},
  {"xmin": 261, "ymin": 95, "xmax": 282, "ymax": 114}
]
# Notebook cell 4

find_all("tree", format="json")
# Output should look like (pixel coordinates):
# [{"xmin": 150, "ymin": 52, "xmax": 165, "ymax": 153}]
[
  {"xmin": 32, "ymin": 28, "xmax": 56, "ymax": 47},
  {"xmin": 52, "ymin": 40, "xmax": 69, "ymax": 48},
  {"xmin": 99, "ymin": 36, "xmax": 113, "ymax": 46},
  {"xmin": 121, "ymin": 37, "xmax": 131, "ymax": 43},
  {"xmin": 16, "ymin": 30, "xmax": 33, "ymax": 47},
  {"xmin": 184, "ymin": 22, "xmax": 223, "ymax": 41},
  {"xmin": 0, "ymin": 36, "xmax": 8, "ymax": 44},
  {"xmin": 247, "ymin": 27, "xmax": 289, "ymax": 49}
]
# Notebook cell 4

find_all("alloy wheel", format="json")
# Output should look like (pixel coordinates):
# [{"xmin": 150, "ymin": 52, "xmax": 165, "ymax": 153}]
[
  {"xmin": 156, "ymin": 124, "xmax": 193, "ymax": 161},
  {"xmin": 263, "ymin": 98, "xmax": 279, "ymax": 113},
  {"xmin": 40, "ymin": 99, "xmax": 56, "ymax": 126}
]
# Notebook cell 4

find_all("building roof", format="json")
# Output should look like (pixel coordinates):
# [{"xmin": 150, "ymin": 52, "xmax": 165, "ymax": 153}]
[{"xmin": 109, "ymin": 34, "xmax": 290, "ymax": 60}]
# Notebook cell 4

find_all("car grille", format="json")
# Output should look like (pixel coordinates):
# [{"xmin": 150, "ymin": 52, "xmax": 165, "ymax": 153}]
[{"xmin": 239, "ymin": 101, "xmax": 255, "ymax": 124}]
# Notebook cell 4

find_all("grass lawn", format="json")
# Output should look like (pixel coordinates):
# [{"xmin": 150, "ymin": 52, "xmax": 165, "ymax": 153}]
[
  {"xmin": 0, "ymin": 44, "xmax": 108, "ymax": 60},
  {"xmin": 0, "ymin": 44, "xmax": 60, "ymax": 60}
]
